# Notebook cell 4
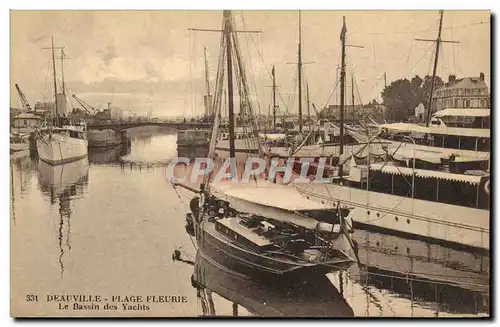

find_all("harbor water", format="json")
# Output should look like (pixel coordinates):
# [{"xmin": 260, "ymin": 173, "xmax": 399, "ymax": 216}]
[{"xmin": 10, "ymin": 128, "xmax": 490, "ymax": 317}]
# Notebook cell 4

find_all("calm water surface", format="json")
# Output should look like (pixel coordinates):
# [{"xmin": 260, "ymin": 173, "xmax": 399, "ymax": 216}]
[{"xmin": 10, "ymin": 128, "xmax": 490, "ymax": 317}]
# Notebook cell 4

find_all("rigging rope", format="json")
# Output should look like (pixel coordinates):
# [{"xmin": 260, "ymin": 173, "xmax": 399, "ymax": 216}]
[
  {"xmin": 348, "ymin": 20, "xmax": 489, "ymax": 36},
  {"xmin": 408, "ymin": 42, "xmax": 435, "ymax": 77},
  {"xmin": 189, "ymin": 29, "xmax": 193, "ymax": 118},
  {"xmin": 239, "ymin": 22, "xmax": 291, "ymax": 114},
  {"xmin": 450, "ymin": 18, "xmax": 457, "ymax": 76}
]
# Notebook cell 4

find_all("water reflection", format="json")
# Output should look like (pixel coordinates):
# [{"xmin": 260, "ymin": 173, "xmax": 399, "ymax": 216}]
[
  {"xmin": 330, "ymin": 228, "xmax": 490, "ymax": 316},
  {"xmin": 190, "ymin": 251, "xmax": 354, "ymax": 317},
  {"xmin": 121, "ymin": 134, "xmax": 178, "ymax": 165},
  {"xmin": 9, "ymin": 129, "xmax": 490, "ymax": 317},
  {"xmin": 11, "ymin": 155, "xmax": 38, "ymax": 224},
  {"xmin": 88, "ymin": 144, "xmax": 131, "ymax": 165},
  {"xmin": 37, "ymin": 158, "xmax": 89, "ymax": 276}
]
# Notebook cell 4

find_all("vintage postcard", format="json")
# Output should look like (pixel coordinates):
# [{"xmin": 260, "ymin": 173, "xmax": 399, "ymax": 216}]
[{"xmin": 10, "ymin": 10, "xmax": 490, "ymax": 317}]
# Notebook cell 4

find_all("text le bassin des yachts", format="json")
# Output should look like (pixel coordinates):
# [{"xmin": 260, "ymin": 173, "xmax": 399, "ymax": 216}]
[{"xmin": 26, "ymin": 294, "xmax": 188, "ymax": 311}]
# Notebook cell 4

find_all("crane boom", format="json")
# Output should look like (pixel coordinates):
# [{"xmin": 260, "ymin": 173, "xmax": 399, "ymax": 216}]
[
  {"xmin": 71, "ymin": 94, "xmax": 96, "ymax": 115},
  {"xmin": 15, "ymin": 84, "xmax": 32, "ymax": 112}
]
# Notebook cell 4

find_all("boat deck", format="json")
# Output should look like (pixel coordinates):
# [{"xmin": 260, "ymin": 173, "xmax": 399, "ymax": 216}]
[{"xmin": 216, "ymin": 217, "xmax": 272, "ymax": 248}]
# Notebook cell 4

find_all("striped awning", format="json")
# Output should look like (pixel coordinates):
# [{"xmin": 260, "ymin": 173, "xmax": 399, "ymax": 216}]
[{"xmin": 369, "ymin": 163, "xmax": 482, "ymax": 185}]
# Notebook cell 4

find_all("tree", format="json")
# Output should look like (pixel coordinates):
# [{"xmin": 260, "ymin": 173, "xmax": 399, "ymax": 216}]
[
  {"xmin": 381, "ymin": 78, "xmax": 413, "ymax": 121},
  {"xmin": 381, "ymin": 74, "xmax": 444, "ymax": 121},
  {"xmin": 421, "ymin": 75, "xmax": 444, "ymax": 105}
]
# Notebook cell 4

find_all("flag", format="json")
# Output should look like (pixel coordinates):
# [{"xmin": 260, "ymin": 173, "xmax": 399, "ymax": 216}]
[
  {"xmin": 340, "ymin": 16, "xmax": 347, "ymax": 41},
  {"xmin": 272, "ymin": 65, "xmax": 275, "ymax": 77}
]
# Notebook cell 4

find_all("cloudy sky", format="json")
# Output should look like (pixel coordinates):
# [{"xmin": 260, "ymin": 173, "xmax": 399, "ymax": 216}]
[{"xmin": 10, "ymin": 10, "xmax": 490, "ymax": 118}]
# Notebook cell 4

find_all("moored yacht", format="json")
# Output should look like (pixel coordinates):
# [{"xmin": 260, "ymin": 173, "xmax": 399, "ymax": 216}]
[
  {"xmin": 180, "ymin": 178, "xmax": 358, "ymax": 278},
  {"xmin": 174, "ymin": 10, "xmax": 358, "ymax": 279},
  {"xmin": 35, "ymin": 38, "xmax": 88, "ymax": 165},
  {"xmin": 375, "ymin": 107, "xmax": 490, "ymax": 167},
  {"xmin": 295, "ymin": 158, "xmax": 490, "ymax": 250}
]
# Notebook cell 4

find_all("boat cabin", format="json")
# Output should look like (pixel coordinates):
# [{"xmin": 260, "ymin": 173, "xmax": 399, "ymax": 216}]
[
  {"xmin": 431, "ymin": 108, "xmax": 490, "ymax": 129},
  {"xmin": 346, "ymin": 163, "xmax": 490, "ymax": 210},
  {"xmin": 379, "ymin": 108, "xmax": 491, "ymax": 152},
  {"xmin": 215, "ymin": 217, "xmax": 274, "ymax": 253}
]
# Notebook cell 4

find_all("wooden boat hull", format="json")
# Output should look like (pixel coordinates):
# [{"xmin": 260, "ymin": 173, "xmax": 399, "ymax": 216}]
[{"xmin": 196, "ymin": 220, "xmax": 354, "ymax": 279}]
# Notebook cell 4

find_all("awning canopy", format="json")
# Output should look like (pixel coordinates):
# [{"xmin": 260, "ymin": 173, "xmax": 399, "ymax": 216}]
[
  {"xmin": 211, "ymin": 180, "xmax": 336, "ymax": 230},
  {"xmin": 389, "ymin": 146, "xmax": 445, "ymax": 164},
  {"xmin": 433, "ymin": 108, "xmax": 490, "ymax": 118},
  {"xmin": 369, "ymin": 163, "xmax": 483, "ymax": 185},
  {"xmin": 212, "ymin": 180, "xmax": 335, "ymax": 211},
  {"xmin": 378, "ymin": 122, "xmax": 490, "ymax": 138}
]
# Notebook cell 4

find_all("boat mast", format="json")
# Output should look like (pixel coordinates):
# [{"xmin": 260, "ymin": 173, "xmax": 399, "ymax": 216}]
[
  {"xmin": 42, "ymin": 37, "xmax": 66, "ymax": 125},
  {"xmin": 425, "ymin": 10, "xmax": 443, "ymax": 127},
  {"xmin": 297, "ymin": 11, "xmax": 303, "ymax": 134},
  {"xmin": 272, "ymin": 65, "xmax": 277, "ymax": 132},
  {"xmin": 415, "ymin": 10, "xmax": 458, "ymax": 127},
  {"xmin": 204, "ymin": 46, "xmax": 212, "ymax": 117},
  {"xmin": 339, "ymin": 17, "xmax": 347, "ymax": 179},
  {"xmin": 306, "ymin": 82, "xmax": 311, "ymax": 123},
  {"xmin": 351, "ymin": 74, "xmax": 355, "ymax": 124},
  {"xmin": 60, "ymin": 49, "xmax": 66, "ymax": 95},
  {"xmin": 224, "ymin": 10, "xmax": 236, "ymax": 159},
  {"xmin": 51, "ymin": 37, "xmax": 59, "ymax": 118}
]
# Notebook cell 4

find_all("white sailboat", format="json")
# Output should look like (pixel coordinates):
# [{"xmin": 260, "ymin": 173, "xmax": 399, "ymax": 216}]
[{"xmin": 36, "ymin": 37, "xmax": 88, "ymax": 165}]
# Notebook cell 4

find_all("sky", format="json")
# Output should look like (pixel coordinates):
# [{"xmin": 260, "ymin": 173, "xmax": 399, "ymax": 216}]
[{"xmin": 10, "ymin": 10, "xmax": 490, "ymax": 118}]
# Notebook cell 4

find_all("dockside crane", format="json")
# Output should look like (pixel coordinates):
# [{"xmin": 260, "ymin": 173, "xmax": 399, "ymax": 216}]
[
  {"xmin": 71, "ymin": 94, "xmax": 97, "ymax": 115},
  {"xmin": 15, "ymin": 84, "xmax": 32, "ymax": 112}
]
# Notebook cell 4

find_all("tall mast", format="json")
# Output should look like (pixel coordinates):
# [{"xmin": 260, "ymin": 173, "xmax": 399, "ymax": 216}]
[
  {"xmin": 306, "ymin": 82, "xmax": 311, "ymax": 122},
  {"xmin": 203, "ymin": 46, "xmax": 212, "ymax": 117},
  {"xmin": 351, "ymin": 74, "xmax": 355, "ymax": 124},
  {"xmin": 42, "ymin": 37, "xmax": 66, "ymax": 121},
  {"xmin": 60, "ymin": 49, "xmax": 66, "ymax": 95},
  {"xmin": 224, "ymin": 10, "xmax": 236, "ymax": 159},
  {"xmin": 339, "ymin": 17, "xmax": 347, "ymax": 179},
  {"xmin": 51, "ymin": 37, "xmax": 59, "ymax": 116},
  {"xmin": 425, "ymin": 10, "xmax": 443, "ymax": 127},
  {"xmin": 272, "ymin": 65, "xmax": 277, "ymax": 132},
  {"xmin": 297, "ymin": 10, "xmax": 303, "ymax": 133},
  {"xmin": 415, "ymin": 11, "xmax": 458, "ymax": 126}
]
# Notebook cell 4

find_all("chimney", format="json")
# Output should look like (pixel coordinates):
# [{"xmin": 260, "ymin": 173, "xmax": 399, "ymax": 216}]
[
  {"xmin": 480, "ymin": 72, "xmax": 485, "ymax": 81},
  {"xmin": 448, "ymin": 74, "xmax": 456, "ymax": 83}
]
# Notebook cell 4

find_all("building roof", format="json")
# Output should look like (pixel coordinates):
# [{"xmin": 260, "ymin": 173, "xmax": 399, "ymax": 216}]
[
  {"xmin": 440, "ymin": 77, "xmax": 488, "ymax": 90},
  {"xmin": 13, "ymin": 112, "xmax": 41, "ymax": 120}
]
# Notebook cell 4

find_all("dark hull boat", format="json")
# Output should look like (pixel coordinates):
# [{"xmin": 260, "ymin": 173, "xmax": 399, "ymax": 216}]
[
  {"xmin": 195, "ymin": 218, "xmax": 354, "ymax": 279},
  {"xmin": 183, "ymin": 180, "xmax": 358, "ymax": 279}
]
